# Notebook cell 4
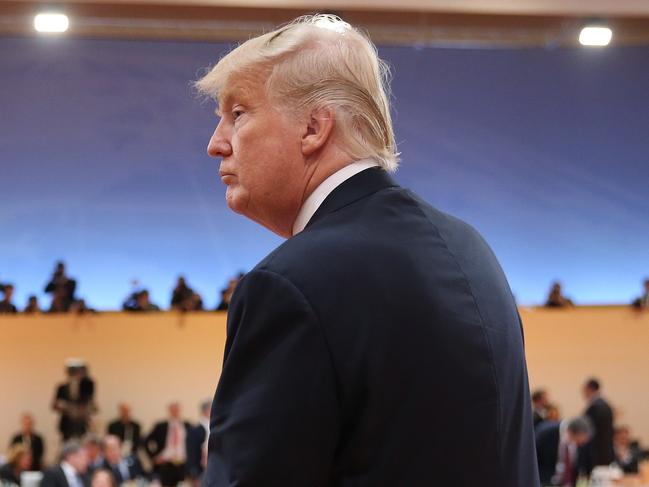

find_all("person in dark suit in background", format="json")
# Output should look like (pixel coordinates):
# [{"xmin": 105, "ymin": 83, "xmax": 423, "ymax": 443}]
[
  {"xmin": 145, "ymin": 402, "xmax": 191, "ymax": 487},
  {"xmin": 106, "ymin": 403, "xmax": 141, "ymax": 455},
  {"xmin": 41, "ymin": 440, "xmax": 90, "ymax": 487},
  {"xmin": 532, "ymin": 389, "xmax": 551, "ymax": 428},
  {"xmin": 535, "ymin": 417, "xmax": 592, "ymax": 487},
  {"xmin": 195, "ymin": 14, "xmax": 539, "ymax": 487},
  {"xmin": 10, "ymin": 412, "xmax": 45, "ymax": 471},
  {"xmin": 52, "ymin": 360, "xmax": 96, "ymax": 441},
  {"xmin": 186, "ymin": 400, "xmax": 210, "ymax": 486},
  {"xmin": 101, "ymin": 435, "xmax": 147, "ymax": 484},
  {"xmin": 582, "ymin": 378, "xmax": 615, "ymax": 471},
  {"xmin": 44, "ymin": 261, "xmax": 77, "ymax": 312}
]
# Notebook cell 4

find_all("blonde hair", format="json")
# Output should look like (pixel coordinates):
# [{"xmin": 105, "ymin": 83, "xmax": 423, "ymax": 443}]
[
  {"xmin": 7, "ymin": 443, "xmax": 30, "ymax": 466},
  {"xmin": 195, "ymin": 14, "xmax": 399, "ymax": 171}
]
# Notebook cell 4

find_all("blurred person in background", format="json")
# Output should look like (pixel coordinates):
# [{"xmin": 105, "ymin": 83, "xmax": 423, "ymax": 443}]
[
  {"xmin": 52, "ymin": 360, "xmax": 96, "ymax": 441},
  {"xmin": 631, "ymin": 278, "xmax": 649, "ymax": 308},
  {"xmin": 23, "ymin": 295, "xmax": 41, "ymax": 314},
  {"xmin": 187, "ymin": 400, "xmax": 210, "ymax": 486},
  {"xmin": 9, "ymin": 413, "xmax": 44, "ymax": 471},
  {"xmin": 532, "ymin": 388, "xmax": 550, "ymax": 427},
  {"xmin": 170, "ymin": 276, "xmax": 203, "ymax": 311},
  {"xmin": 123, "ymin": 289, "xmax": 160, "ymax": 312},
  {"xmin": 0, "ymin": 283, "xmax": 18, "ymax": 314},
  {"xmin": 0, "ymin": 444, "xmax": 33, "ymax": 485},
  {"xmin": 89, "ymin": 469, "xmax": 116, "ymax": 487},
  {"xmin": 535, "ymin": 416, "xmax": 592, "ymax": 487},
  {"xmin": 107, "ymin": 403, "xmax": 141, "ymax": 455},
  {"xmin": 582, "ymin": 377, "xmax": 615, "ymax": 471},
  {"xmin": 145, "ymin": 402, "xmax": 191, "ymax": 487},
  {"xmin": 545, "ymin": 281, "xmax": 574, "ymax": 308},
  {"xmin": 83, "ymin": 435, "xmax": 104, "ymax": 475},
  {"xmin": 41, "ymin": 440, "xmax": 90, "ymax": 487},
  {"xmin": 614, "ymin": 425, "xmax": 641, "ymax": 474},
  {"xmin": 44, "ymin": 261, "xmax": 77, "ymax": 312},
  {"xmin": 101, "ymin": 435, "xmax": 146, "ymax": 484},
  {"xmin": 545, "ymin": 404, "xmax": 562, "ymax": 422},
  {"xmin": 215, "ymin": 276, "xmax": 241, "ymax": 311}
]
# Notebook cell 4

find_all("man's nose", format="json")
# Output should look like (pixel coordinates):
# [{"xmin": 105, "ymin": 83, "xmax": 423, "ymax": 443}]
[{"xmin": 207, "ymin": 121, "xmax": 232, "ymax": 158}]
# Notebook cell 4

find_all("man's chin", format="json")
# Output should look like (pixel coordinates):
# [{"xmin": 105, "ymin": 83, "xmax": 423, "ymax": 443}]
[{"xmin": 225, "ymin": 188, "xmax": 247, "ymax": 215}]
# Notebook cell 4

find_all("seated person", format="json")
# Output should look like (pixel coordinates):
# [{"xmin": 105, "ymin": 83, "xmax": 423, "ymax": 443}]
[
  {"xmin": 0, "ymin": 284, "xmax": 18, "ymax": 314},
  {"xmin": 41, "ymin": 440, "xmax": 90, "ymax": 487},
  {"xmin": 101, "ymin": 435, "xmax": 147, "ymax": 484},
  {"xmin": 107, "ymin": 403, "xmax": 141, "ymax": 455},
  {"xmin": 545, "ymin": 281, "xmax": 574, "ymax": 308},
  {"xmin": 23, "ymin": 295, "xmax": 41, "ymax": 314},
  {"xmin": 10, "ymin": 413, "xmax": 45, "ymax": 471},
  {"xmin": 0, "ymin": 444, "xmax": 33, "ymax": 485},
  {"xmin": 90, "ymin": 469, "xmax": 116, "ymax": 487},
  {"xmin": 123, "ymin": 290, "xmax": 160, "ymax": 312},
  {"xmin": 614, "ymin": 425, "xmax": 641, "ymax": 474}
]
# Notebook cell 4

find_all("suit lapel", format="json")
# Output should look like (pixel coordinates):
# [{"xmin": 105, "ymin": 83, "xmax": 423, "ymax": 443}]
[{"xmin": 305, "ymin": 167, "xmax": 398, "ymax": 231}]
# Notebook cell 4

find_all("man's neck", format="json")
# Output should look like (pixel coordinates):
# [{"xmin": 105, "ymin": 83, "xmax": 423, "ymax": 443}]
[{"xmin": 292, "ymin": 159, "xmax": 380, "ymax": 235}]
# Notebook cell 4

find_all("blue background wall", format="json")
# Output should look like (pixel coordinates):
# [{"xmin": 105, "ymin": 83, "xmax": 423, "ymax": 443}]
[{"xmin": 1, "ymin": 37, "xmax": 648, "ymax": 309}]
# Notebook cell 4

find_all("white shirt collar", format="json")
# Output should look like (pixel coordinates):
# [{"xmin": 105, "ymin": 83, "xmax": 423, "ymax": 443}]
[
  {"xmin": 61, "ymin": 461, "xmax": 79, "ymax": 486},
  {"xmin": 292, "ymin": 159, "xmax": 380, "ymax": 236}
]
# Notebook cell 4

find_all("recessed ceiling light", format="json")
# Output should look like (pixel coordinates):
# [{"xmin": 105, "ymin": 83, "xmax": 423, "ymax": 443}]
[
  {"xmin": 579, "ymin": 26, "xmax": 612, "ymax": 47},
  {"xmin": 34, "ymin": 13, "xmax": 69, "ymax": 33}
]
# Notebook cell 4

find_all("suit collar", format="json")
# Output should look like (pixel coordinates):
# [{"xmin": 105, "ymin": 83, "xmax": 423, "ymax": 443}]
[{"xmin": 304, "ymin": 166, "xmax": 399, "ymax": 231}]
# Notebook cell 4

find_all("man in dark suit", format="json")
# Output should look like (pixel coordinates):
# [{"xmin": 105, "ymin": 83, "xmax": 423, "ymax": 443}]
[
  {"xmin": 145, "ymin": 402, "xmax": 191, "ymax": 486},
  {"xmin": 106, "ymin": 403, "xmax": 142, "ymax": 455},
  {"xmin": 196, "ymin": 14, "xmax": 539, "ymax": 487},
  {"xmin": 535, "ymin": 417, "xmax": 592, "ymax": 486},
  {"xmin": 186, "ymin": 400, "xmax": 210, "ymax": 486},
  {"xmin": 582, "ymin": 378, "xmax": 615, "ymax": 470},
  {"xmin": 41, "ymin": 440, "xmax": 90, "ymax": 487},
  {"xmin": 102, "ymin": 435, "xmax": 147, "ymax": 484},
  {"xmin": 10, "ymin": 412, "xmax": 45, "ymax": 471}
]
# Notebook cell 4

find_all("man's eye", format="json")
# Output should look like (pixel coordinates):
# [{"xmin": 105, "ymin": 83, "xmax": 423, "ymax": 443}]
[{"xmin": 233, "ymin": 110, "xmax": 244, "ymax": 120}]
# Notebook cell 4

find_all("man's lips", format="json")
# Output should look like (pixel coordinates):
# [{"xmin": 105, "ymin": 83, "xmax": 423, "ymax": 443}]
[{"xmin": 219, "ymin": 170, "xmax": 236, "ymax": 184}]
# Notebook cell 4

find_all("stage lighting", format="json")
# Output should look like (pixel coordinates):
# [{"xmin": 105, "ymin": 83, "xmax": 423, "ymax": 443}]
[
  {"xmin": 34, "ymin": 12, "xmax": 69, "ymax": 33},
  {"xmin": 579, "ymin": 26, "xmax": 612, "ymax": 47}
]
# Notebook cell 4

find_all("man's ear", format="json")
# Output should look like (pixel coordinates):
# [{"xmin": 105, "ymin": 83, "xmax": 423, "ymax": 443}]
[{"xmin": 301, "ymin": 107, "xmax": 335, "ymax": 157}]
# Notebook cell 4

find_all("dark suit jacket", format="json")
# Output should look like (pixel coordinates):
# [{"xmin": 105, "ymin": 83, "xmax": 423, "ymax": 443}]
[
  {"xmin": 145, "ymin": 420, "xmax": 192, "ymax": 461},
  {"xmin": 53, "ymin": 379, "xmax": 95, "ymax": 438},
  {"xmin": 584, "ymin": 396, "xmax": 615, "ymax": 467},
  {"xmin": 535, "ymin": 421, "xmax": 562, "ymax": 484},
  {"xmin": 101, "ymin": 456, "xmax": 147, "ymax": 484},
  {"xmin": 107, "ymin": 419, "xmax": 142, "ymax": 451},
  {"xmin": 206, "ymin": 167, "xmax": 539, "ymax": 487},
  {"xmin": 186, "ymin": 423, "xmax": 208, "ymax": 479},
  {"xmin": 10, "ymin": 432, "xmax": 45, "ymax": 470},
  {"xmin": 40, "ymin": 465, "xmax": 89, "ymax": 487}
]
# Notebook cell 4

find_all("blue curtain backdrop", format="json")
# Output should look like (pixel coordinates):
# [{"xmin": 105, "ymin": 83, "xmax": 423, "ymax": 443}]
[{"xmin": 1, "ymin": 37, "xmax": 648, "ymax": 310}]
